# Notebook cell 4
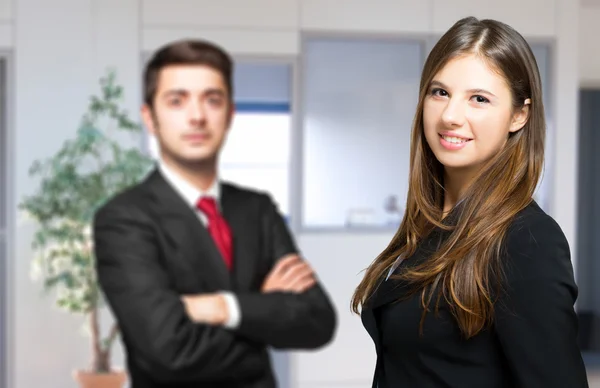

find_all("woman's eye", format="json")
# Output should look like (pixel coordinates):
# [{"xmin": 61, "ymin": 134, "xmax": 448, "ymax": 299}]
[
  {"xmin": 431, "ymin": 88, "xmax": 448, "ymax": 97},
  {"xmin": 472, "ymin": 95, "xmax": 490, "ymax": 104}
]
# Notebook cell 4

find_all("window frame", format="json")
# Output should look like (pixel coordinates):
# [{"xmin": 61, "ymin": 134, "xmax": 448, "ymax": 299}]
[
  {"xmin": 297, "ymin": 32, "xmax": 428, "ymax": 232},
  {"xmin": 0, "ymin": 49, "xmax": 15, "ymax": 388}
]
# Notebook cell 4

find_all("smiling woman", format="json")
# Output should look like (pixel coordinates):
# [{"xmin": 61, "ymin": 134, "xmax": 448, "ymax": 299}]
[
  {"xmin": 352, "ymin": 16, "xmax": 587, "ymax": 388},
  {"xmin": 422, "ymin": 54, "xmax": 531, "ymax": 207}
]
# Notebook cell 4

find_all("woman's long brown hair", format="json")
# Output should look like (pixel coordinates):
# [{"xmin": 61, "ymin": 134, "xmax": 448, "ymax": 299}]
[{"xmin": 351, "ymin": 16, "xmax": 546, "ymax": 339}]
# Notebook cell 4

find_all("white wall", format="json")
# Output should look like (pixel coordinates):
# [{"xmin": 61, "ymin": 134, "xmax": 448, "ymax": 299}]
[
  {"xmin": 142, "ymin": 0, "xmax": 300, "ymax": 56},
  {"xmin": 579, "ymin": 3, "xmax": 600, "ymax": 86},
  {"xmin": 0, "ymin": 0, "xmax": 12, "ymax": 48},
  {"xmin": 3, "ymin": 1, "xmax": 585, "ymax": 388},
  {"xmin": 10, "ymin": 1, "xmax": 137, "ymax": 388}
]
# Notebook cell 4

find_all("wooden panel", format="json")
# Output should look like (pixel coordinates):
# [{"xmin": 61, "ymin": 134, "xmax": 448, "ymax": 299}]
[
  {"xmin": 301, "ymin": 0, "xmax": 431, "ymax": 34},
  {"xmin": 432, "ymin": 0, "xmax": 556, "ymax": 38},
  {"xmin": 143, "ymin": 0, "xmax": 299, "ymax": 29},
  {"xmin": 143, "ymin": 27, "xmax": 299, "ymax": 56}
]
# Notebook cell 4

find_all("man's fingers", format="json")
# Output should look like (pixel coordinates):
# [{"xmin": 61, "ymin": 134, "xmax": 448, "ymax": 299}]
[
  {"xmin": 289, "ymin": 276, "xmax": 316, "ymax": 293},
  {"xmin": 272, "ymin": 254, "xmax": 301, "ymax": 274},
  {"xmin": 281, "ymin": 263, "xmax": 313, "ymax": 284},
  {"xmin": 262, "ymin": 255, "xmax": 317, "ymax": 293},
  {"xmin": 279, "ymin": 264, "xmax": 315, "ymax": 293}
]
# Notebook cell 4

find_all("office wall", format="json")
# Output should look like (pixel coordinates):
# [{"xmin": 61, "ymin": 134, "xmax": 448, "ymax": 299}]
[
  {"xmin": 142, "ymin": 0, "xmax": 300, "ymax": 55},
  {"xmin": 4, "ymin": 1, "xmax": 582, "ymax": 388},
  {"xmin": 580, "ymin": 3, "xmax": 600, "ymax": 86},
  {"xmin": 11, "ymin": 1, "xmax": 138, "ymax": 388},
  {"xmin": 0, "ymin": 0, "xmax": 11, "ymax": 48}
]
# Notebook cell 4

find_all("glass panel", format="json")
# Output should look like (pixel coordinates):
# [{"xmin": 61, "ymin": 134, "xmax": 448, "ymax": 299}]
[
  {"xmin": 219, "ymin": 166, "xmax": 289, "ymax": 218},
  {"xmin": 233, "ymin": 62, "xmax": 290, "ymax": 105},
  {"xmin": 301, "ymin": 38, "xmax": 423, "ymax": 228},
  {"xmin": 220, "ymin": 113, "xmax": 291, "ymax": 165},
  {"xmin": 220, "ymin": 62, "xmax": 292, "ymax": 221}
]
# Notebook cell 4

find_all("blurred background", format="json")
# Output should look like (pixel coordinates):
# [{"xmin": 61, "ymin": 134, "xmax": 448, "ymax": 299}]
[{"xmin": 1, "ymin": 0, "xmax": 599, "ymax": 387}]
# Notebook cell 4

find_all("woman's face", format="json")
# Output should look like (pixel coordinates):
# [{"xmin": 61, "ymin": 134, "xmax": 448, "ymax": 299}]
[{"xmin": 422, "ymin": 54, "xmax": 529, "ymax": 175}]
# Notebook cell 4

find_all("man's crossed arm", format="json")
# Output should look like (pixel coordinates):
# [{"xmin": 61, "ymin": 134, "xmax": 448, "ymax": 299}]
[
  {"xmin": 181, "ymin": 252, "xmax": 336, "ymax": 349},
  {"xmin": 181, "ymin": 253, "xmax": 316, "ymax": 324}
]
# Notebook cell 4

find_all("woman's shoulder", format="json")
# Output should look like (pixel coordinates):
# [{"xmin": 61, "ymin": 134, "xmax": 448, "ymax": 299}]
[
  {"xmin": 502, "ymin": 200, "xmax": 574, "ymax": 284},
  {"xmin": 507, "ymin": 200, "xmax": 566, "ymax": 244}
]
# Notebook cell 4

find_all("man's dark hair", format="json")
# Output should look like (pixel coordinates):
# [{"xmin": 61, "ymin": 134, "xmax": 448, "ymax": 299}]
[{"xmin": 143, "ymin": 39, "xmax": 234, "ymax": 108}]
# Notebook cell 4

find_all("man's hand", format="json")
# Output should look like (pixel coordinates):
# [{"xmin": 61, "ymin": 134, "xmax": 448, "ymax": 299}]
[
  {"xmin": 181, "ymin": 294, "xmax": 229, "ymax": 325},
  {"xmin": 261, "ymin": 254, "xmax": 316, "ymax": 293}
]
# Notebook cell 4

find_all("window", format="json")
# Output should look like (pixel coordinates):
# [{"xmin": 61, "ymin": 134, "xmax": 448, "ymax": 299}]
[
  {"xmin": 301, "ymin": 37, "xmax": 423, "ymax": 229},
  {"xmin": 219, "ymin": 103, "xmax": 291, "ymax": 217}
]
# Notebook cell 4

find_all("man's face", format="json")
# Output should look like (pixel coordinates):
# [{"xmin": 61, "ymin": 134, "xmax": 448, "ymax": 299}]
[{"xmin": 142, "ymin": 64, "xmax": 234, "ymax": 167}]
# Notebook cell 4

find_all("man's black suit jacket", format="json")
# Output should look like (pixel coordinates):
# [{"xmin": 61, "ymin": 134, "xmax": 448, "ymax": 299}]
[{"xmin": 93, "ymin": 169, "xmax": 337, "ymax": 388}]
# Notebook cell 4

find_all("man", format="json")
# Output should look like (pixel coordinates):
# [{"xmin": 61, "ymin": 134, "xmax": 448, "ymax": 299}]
[{"xmin": 93, "ymin": 39, "xmax": 337, "ymax": 388}]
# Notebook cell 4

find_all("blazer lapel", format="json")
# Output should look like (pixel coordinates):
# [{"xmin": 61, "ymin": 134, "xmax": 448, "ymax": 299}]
[
  {"xmin": 370, "ymin": 275, "xmax": 411, "ymax": 310},
  {"xmin": 361, "ymin": 278, "xmax": 388, "ymax": 357},
  {"xmin": 220, "ymin": 183, "xmax": 257, "ymax": 291},
  {"xmin": 361, "ymin": 307, "xmax": 379, "ymax": 343},
  {"xmin": 368, "ymin": 225, "xmax": 450, "ymax": 310},
  {"xmin": 143, "ymin": 170, "xmax": 231, "ymax": 290}
]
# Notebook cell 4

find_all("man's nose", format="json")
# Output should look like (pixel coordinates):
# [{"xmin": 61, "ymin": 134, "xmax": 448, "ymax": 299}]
[{"xmin": 188, "ymin": 101, "xmax": 206, "ymax": 125}]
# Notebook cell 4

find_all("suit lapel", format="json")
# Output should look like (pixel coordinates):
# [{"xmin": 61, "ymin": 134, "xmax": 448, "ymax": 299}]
[
  {"xmin": 143, "ymin": 169, "xmax": 231, "ymax": 290},
  {"xmin": 368, "ymin": 225, "xmax": 450, "ymax": 310},
  {"xmin": 369, "ymin": 273, "xmax": 411, "ymax": 309},
  {"xmin": 220, "ymin": 184, "xmax": 257, "ymax": 291},
  {"xmin": 361, "ymin": 276, "xmax": 389, "ymax": 356}
]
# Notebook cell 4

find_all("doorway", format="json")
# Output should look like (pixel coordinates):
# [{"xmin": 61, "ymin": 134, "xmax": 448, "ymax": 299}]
[{"xmin": 577, "ymin": 88, "xmax": 600, "ymax": 368}]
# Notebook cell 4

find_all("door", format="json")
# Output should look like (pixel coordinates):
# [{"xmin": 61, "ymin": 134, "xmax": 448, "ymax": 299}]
[{"xmin": 577, "ymin": 88, "xmax": 600, "ymax": 361}]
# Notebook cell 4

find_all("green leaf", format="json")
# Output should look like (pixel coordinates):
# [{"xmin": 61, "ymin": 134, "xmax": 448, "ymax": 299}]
[{"xmin": 19, "ymin": 69, "xmax": 154, "ymax": 356}]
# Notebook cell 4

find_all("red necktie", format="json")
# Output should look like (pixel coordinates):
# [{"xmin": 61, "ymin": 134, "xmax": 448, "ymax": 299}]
[{"xmin": 196, "ymin": 197, "xmax": 233, "ymax": 270}]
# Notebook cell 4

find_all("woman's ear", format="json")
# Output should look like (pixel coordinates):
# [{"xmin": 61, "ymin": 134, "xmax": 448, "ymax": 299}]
[{"xmin": 509, "ymin": 98, "xmax": 531, "ymax": 133}]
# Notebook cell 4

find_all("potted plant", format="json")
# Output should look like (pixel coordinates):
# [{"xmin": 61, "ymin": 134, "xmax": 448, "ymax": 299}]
[{"xmin": 19, "ymin": 69, "xmax": 154, "ymax": 388}]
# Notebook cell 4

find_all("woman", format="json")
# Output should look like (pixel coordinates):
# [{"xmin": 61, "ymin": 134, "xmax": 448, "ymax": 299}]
[{"xmin": 351, "ymin": 16, "xmax": 588, "ymax": 387}]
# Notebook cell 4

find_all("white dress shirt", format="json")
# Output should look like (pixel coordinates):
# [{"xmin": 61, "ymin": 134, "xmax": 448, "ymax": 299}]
[{"xmin": 158, "ymin": 162, "xmax": 241, "ymax": 329}]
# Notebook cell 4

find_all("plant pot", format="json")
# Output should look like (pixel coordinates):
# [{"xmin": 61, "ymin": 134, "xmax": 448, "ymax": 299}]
[{"xmin": 72, "ymin": 369, "xmax": 128, "ymax": 388}]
